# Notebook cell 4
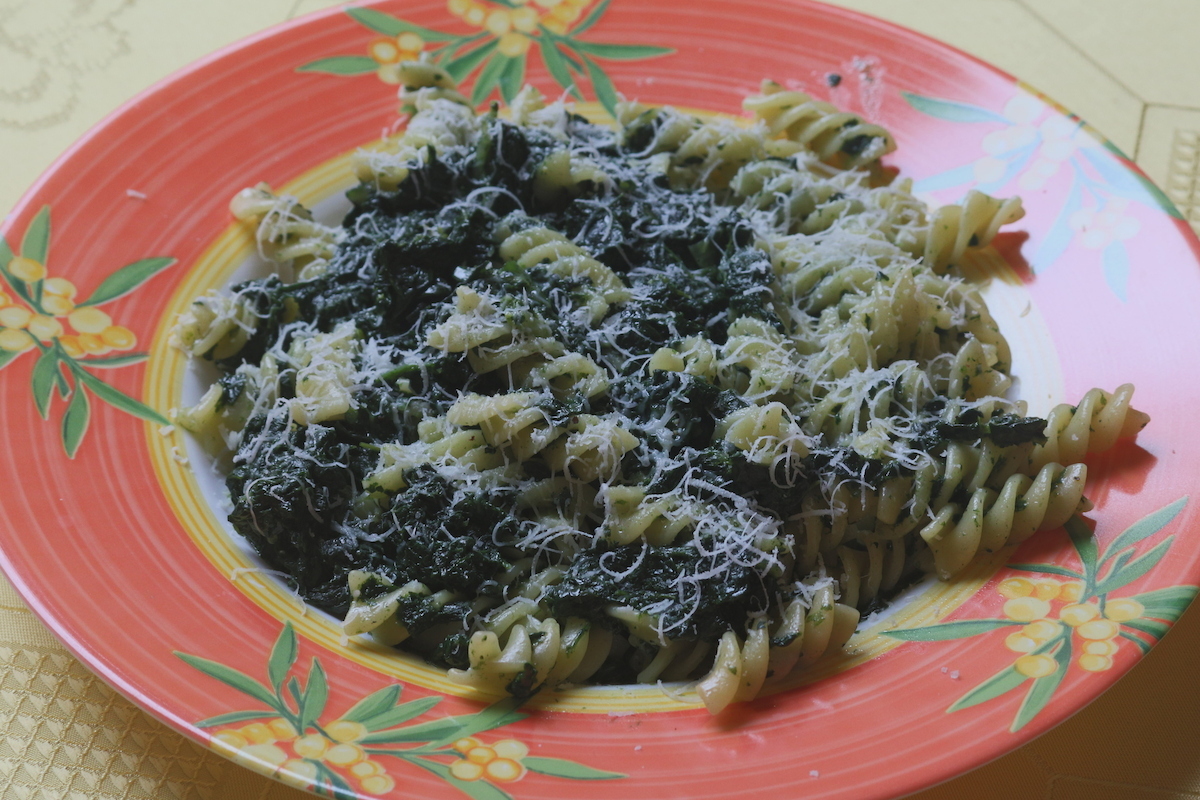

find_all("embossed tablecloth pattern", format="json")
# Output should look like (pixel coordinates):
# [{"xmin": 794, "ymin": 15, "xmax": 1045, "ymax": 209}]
[{"xmin": 2, "ymin": 1, "xmax": 1199, "ymax": 798}]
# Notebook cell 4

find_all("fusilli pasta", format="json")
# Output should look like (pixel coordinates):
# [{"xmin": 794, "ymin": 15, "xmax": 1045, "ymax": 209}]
[{"xmin": 174, "ymin": 72, "xmax": 1147, "ymax": 716}]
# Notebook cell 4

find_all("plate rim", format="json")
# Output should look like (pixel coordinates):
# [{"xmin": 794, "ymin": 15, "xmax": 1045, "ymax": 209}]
[{"xmin": 0, "ymin": 2, "xmax": 1196, "ymax": 799}]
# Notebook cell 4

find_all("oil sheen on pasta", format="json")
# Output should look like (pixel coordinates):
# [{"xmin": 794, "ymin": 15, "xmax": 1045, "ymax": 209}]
[{"xmin": 171, "ymin": 67, "xmax": 1147, "ymax": 714}]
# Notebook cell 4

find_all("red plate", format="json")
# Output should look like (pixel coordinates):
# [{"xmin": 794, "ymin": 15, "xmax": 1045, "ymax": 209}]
[{"xmin": 1, "ymin": 2, "xmax": 1198, "ymax": 798}]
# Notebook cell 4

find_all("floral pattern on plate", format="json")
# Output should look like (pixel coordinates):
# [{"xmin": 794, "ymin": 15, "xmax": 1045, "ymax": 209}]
[
  {"xmin": 180, "ymin": 623, "xmax": 623, "ymax": 799},
  {"xmin": 903, "ymin": 91, "xmax": 1182, "ymax": 300},
  {"xmin": 298, "ymin": 2, "xmax": 673, "ymax": 116},
  {"xmin": 0, "ymin": 205, "xmax": 171, "ymax": 456},
  {"xmin": 884, "ymin": 497, "xmax": 1197, "ymax": 731},
  {"xmin": 2, "ymin": 3, "xmax": 1199, "ymax": 799}
]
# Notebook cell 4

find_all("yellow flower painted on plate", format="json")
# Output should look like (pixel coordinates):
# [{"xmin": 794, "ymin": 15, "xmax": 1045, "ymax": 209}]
[
  {"xmin": 180, "ymin": 623, "xmax": 624, "ymax": 796},
  {"xmin": 1002, "ymin": 596, "xmax": 1050, "ymax": 622},
  {"xmin": 298, "ymin": 3, "xmax": 674, "ymax": 118},
  {"xmin": 886, "ymin": 501, "xmax": 1197, "ymax": 734},
  {"xmin": 0, "ymin": 204, "xmax": 173, "ymax": 458}
]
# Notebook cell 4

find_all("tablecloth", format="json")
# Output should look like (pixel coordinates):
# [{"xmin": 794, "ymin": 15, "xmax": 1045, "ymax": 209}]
[{"xmin": 1, "ymin": 1, "xmax": 1198, "ymax": 797}]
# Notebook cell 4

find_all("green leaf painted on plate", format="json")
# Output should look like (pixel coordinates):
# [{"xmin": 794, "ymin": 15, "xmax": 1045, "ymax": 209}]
[
  {"xmin": 30, "ymin": 347, "xmax": 59, "ymax": 420},
  {"xmin": 582, "ymin": 55, "xmax": 619, "ymax": 118},
  {"xmin": 1095, "ymin": 536, "xmax": 1174, "ymax": 596},
  {"xmin": 1011, "ymin": 638, "xmax": 1070, "ymax": 732},
  {"xmin": 312, "ymin": 761, "xmax": 358, "ymax": 799},
  {"xmin": 428, "ymin": 697, "xmax": 526, "ymax": 748},
  {"xmin": 1120, "ymin": 617, "xmax": 1170, "ymax": 640},
  {"xmin": 471, "ymin": 54, "xmax": 511, "ymax": 106},
  {"xmin": 61, "ymin": 383, "xmax": 89, "ymax": 459},
  {"xmin": 498, "ymin": 53, "xmax": 527, "ymax": 105},
  {"xmin": 882, "ymin": 619, "xmax": 1022, "ymax": 642},
  {"xmin": 1100, "ymin": 549, "xmax": 1135, "ymax": 586},
  {"xmin": 341, "ymin": 685, "xmax": 402, "ymax": 725},
  {"xmin": 569, "ymin": 41, "xmax": 674, "ymax": 60},
  {"xmin": 69, "ymin": 364, "xmax": 169, "ymax": 425},
  {"xmin": 912, "ymin": 163, "xmax": 977, "ymax": 195},
  {"xmin": 267, "ymin": 622, "xmax": 298, "ymax": 693},
  {"xmin": 1101, "ymin": 497, "xmax": 1186, "ymax": 563},
  {"xmin": 443, "ymin": 39, "xmax": 499, "ymax": 84},
  {"xmin": 20, "ymin": 206, "xmax": 51, "ymax": 264},
  {"xmin": 1006, "ymin": 563, "xmax": 1085, "ymax": 579},
  {"xmin": 560, "ymin": 48, "xmax": 584, "ymax": 74},
  {"xmin": 195, "ymin": 709, "xmax": 282, "ymax": 728},
  {"xmin": 296, "ymin": 55, "xmax": 379, "ymax": 76},
  {"xmin": 1065, "ymin": 516, "xmax": 1098, "ymax": 583},
  {"xmin": 75, "ymin": 352, "xmax": 148, "ymax": 368},
  {"xmin": 175, "ymin": 652, "xmax": 281, "ymax": 710},
  {"xmin": 1136, "ymin": 605, "xmax": 1190, "ymax": 624},
  {"xmin": 901, "ymin": 92, "xmax": 1010, "ymax": 125},
  {"xmin": 360, "ymin": 715, "xmax": 462, "ymax": 744},
  {"xmin": 1132, "ymin": 586, "xmax": 1199, "ymax": 621},
  {"xmin": 523, "ymin": 757, "xmax": 625, "ymax": 779},
  {"xmin": 345, "ymin": 8, "xmax": 459, "ymax": 41},
  {"xmin": 288, "ymin": 675, "xmax": 305, "ymax": 717},
  {"xmin": 0, "ymin": 349, "xmax": 20, "ymax": 373},
  {"xmin": 948, "ymin": 665, "xmax": 1027, "ymax": 712},
  {"xmin": 1119, "ymin": 630, "xmax": 1152, "ymax": 654},
  {"xmin": 299, "ymin": 659, "xmax": 328, "ymax": 732},
  {"xmin": 78, "ymin": 257, "xmax": 174, "ymax": 306},
  {"xmin": 0, "ymin": 237, "xmax": 33, "ymax": 305},
  {"xmin": 1031, "ymin": 177, "xmax": 1082, "ymax": 274},
  {"xmin": 1101, "ymin": 240, "xmax": 1130, "ymax": 301},
  {"xmin": 357, "ymin": 696, "xmax": 441, "ymax": 732},
  {"xmin": 569, "ymin": 0, "xmax": 609, "ymax": 36},
  {"xmin": 538, "ymin": 36, "xmax": 580, "ymax": 98}
]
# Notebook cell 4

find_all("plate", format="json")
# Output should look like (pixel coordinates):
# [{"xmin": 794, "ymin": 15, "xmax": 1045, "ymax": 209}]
[{"xmin": 1, "ymin": 1, "xmax": 1198, "ymax": 798}]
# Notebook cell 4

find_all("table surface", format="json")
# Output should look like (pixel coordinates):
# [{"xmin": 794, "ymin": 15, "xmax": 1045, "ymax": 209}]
[{"xmin": 2, "ymin": 1, "xmax": 1199, "ymax": 798}]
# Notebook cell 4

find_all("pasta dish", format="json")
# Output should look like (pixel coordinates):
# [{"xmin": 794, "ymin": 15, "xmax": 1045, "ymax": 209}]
[{"xmin": 171, "ymin": 64, "xmax": 1146, "ymax": 714}]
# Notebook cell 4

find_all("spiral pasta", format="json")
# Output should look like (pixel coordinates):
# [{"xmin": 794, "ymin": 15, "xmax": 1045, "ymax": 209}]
[
  {"xmin": 601, "ymin": 485, "xmax": 696, "ymax": 546},
  {"xmin": 716, "ymin": 402, "xmax": 809, "ymax": 466},
  {"xmin": 169, "ymin": 287, "xmax": 266, "ymax": 362},
  {"xmin": 693, "ymin": 583, "xmax": 860, "ymax": 714},
  {"xmin": 447, "ymin": 392, "xmax": 559, "ymax": 462},
  {"xmin": 176, "ymin": 77, "xmax": 1148, "ymax": 716},
  {"xmin": 719, "ymin": 317, "xmax": 800, "ymax": 400},
  {"xmin": 919, "ymin": 190, "xmax": 1026, "ymax": 274},
  {"xmin": 542, "ymin": 415, "xmax": 640, "ymax": 483},
  {"xmin": 353, "ymin": 82, "xmax": 476, "ymax": 191},
  {"xmin": 228, "ymin": 183, "xmax": 342, "ymax": 280},
  {"xmin": 1030, "ymin": 384, "xmax": 1150, "ymax": 470},
  {"xmin": 497, "ymin": 225, "xmax": 631, "ymax": 323},
  {"xmin": 743, "ymin": 79, "xmax": 896, "ymax": 169},
  {"xmin": 920, "ymin": 461, "xmax": 1088, "ymax": 579}
]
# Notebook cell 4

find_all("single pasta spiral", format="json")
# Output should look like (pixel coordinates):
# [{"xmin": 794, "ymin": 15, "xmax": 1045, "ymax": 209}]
[
  {"xmin": 694, "ymin": 584, "xmax": 860, "ymax": 713},
  {"xmin": 447, "ymin": 391, "xmax": 560, "ymax": 462},
  {"xmin": 601, "ymin": 485, "xmax": 696, "ymax": 546},
  {"xmin": 920, "ymin": 461, "xmax": 1089, "ymax": 579},
  {"xmin": 497, "ymin": 225, "xmax": 630, "ymax": 323},
  {"xmin": 919, "ymin": 190, "xmax": 1025, "ymax": 273},
  {"xmin": 1030, "ymin": 384, "xmax": 1149, "ymax": 470},
  {"xmin": 743, "ymin": 79, "xmax": 897, "ymax": 169}
]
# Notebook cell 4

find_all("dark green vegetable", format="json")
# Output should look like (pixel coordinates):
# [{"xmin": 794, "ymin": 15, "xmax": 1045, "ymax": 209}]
[
  {"xmin": 197, "ymin": 99, "xmax": 1057, "ymax": 690},
  {"xmin": 546, "ymin": 544, "xmax": 773, "ymax": 642}
]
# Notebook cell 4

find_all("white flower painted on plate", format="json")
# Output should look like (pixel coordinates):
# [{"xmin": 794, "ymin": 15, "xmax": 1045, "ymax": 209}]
[
  {"xmin": 1020, "ymin": 113, "xmax": 1096, "ymax": 191},
  {"xmin": 1002, "ymin": 94, "xmax": 1043, "ymax": 126},
  {"xmin": 967, "ymin": 93, "xmax": 1101, "ymax": 192},
  {"xmin": 1068, "ymin": 197, "xmax": 1140, "ymax": 250}
]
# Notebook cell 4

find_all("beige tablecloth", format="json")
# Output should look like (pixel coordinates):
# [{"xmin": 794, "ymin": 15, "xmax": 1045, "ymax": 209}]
[{"xmin": 2, "ymin": 1, "xmax": 1199, "ymax": 797}]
